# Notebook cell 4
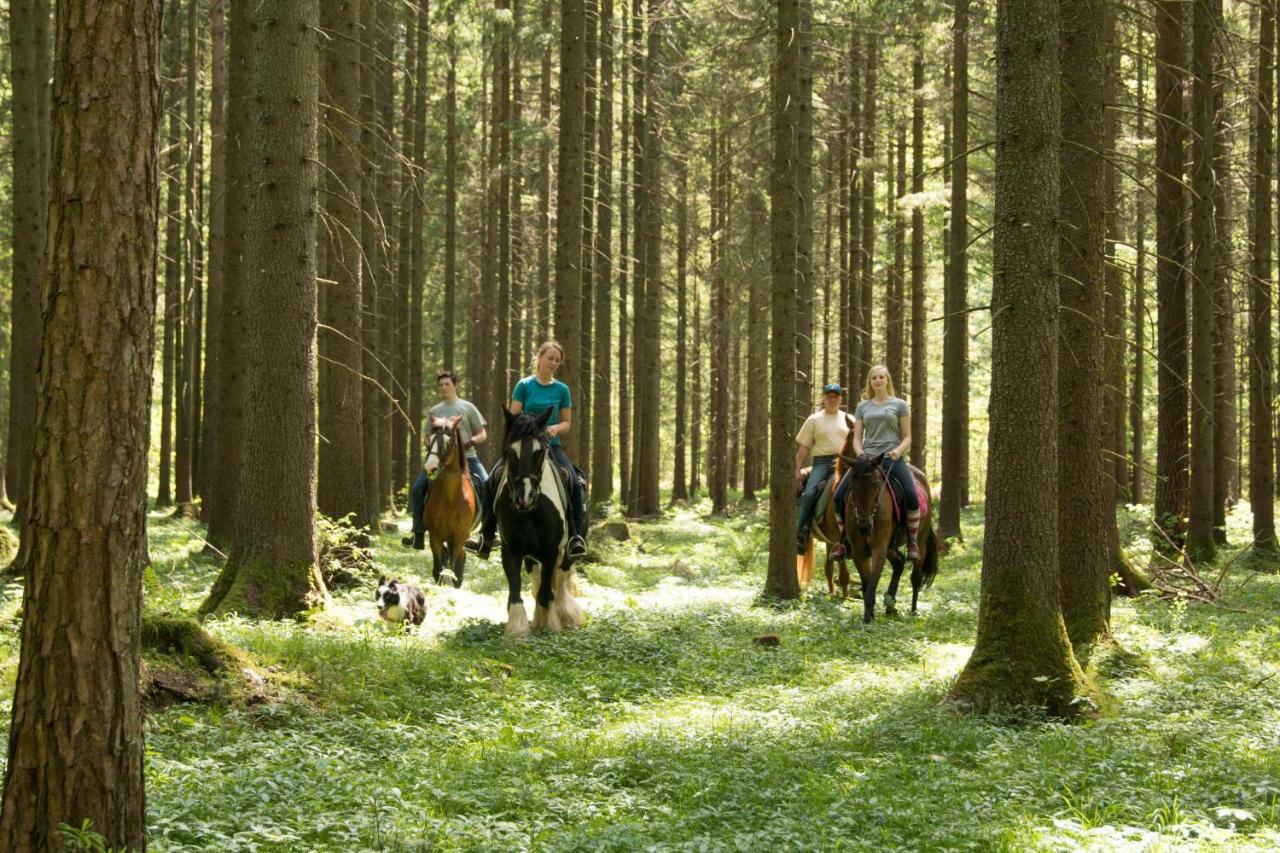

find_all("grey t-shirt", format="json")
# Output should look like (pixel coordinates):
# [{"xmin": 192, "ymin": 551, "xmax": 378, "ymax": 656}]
[
  {"xmin": 428, "ymin": 398, "xmax": 486, "ymax": 458},
  {"xmin": 855, "ymin": 397, "xmax": 910, "ymax": 457}
]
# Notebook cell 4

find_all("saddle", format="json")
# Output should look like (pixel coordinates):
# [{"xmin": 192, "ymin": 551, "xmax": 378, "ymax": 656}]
[{"xmin": 886, "ymin": 465, "xmax": 931, "ymax": 525}]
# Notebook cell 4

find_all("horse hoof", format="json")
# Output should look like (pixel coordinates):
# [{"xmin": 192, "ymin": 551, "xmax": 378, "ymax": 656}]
[
  {"xmin": 438, "ymin": 569, "xmax": 457, "ymax": 587},
  {"xmin": 505, "ymin": 603, "xmax": 530, "ymax": 637}
]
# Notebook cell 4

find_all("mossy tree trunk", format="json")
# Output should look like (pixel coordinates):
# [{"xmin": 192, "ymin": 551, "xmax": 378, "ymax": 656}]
[
  {"xmin": 201, "ymin": 0, "xmax": 327, "ymax": 620},
  {"xmin": 0, "ymin": 0, "xmax": 161, "ymax": 843},
  {"xmin": 948, "ymin": 0, "xmax": 1093, "ymax": 717}
]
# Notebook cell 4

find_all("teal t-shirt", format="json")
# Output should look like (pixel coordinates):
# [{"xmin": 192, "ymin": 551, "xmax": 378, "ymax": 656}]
[{"xmin": 512, "ymin": 375, "xmax": 572, "ymax": 445}]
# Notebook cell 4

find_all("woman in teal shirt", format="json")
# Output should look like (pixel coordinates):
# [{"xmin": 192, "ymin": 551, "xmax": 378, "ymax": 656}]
[{"xmin": 470, "ymin": 341, "xmax": 588, "ymax": 561}]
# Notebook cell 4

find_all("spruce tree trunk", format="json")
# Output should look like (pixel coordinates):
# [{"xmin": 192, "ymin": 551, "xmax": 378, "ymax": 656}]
[
  {"xmin": 176, "ymin": 0, "xmax": 200, "ymax": 513},
  {"xmin": 673, "ymin": 160, "xmax": 689, "ymax": 501},
  {"xmin": 1154, "ymin": 0, "xmax": 1190, "ymax": 546},
  {"xmin": 690, "ymin": 269, "xmax": 702, "ymax": 498},
  {"xmin": 537, "ymin": 0, "xmax": 552, "ymax": 341},
  {"xmin": 6, "ymin": 0, "xmax": 50, "ymax": 525},
  {"xmin": 1211, "ymin": 0, "xmax": 1236, "ymax": 540},
  {"xmin": 579, "ymin": 0, "xmax": 598, "ymax": 474},
  {"xmin": 1057, "ymin": 0, "xmax": 1111, "ymax": 658},
  {"xmin": 940, "ymin": 0, "xmax": 969, "ymax": 540},
  {"xmin": 949, "ymin": 0, "xmax": 1091, "ymax": 717},
  {"xmin": 592, "ymin": 0, "xmax": 616, "ymax": 505},
  {"xmin": 909, "ymin": 7, "xmax": 926, "ymax": 469},
  {"xmin": 1131, "ymin": 41, "xmax": 1147, "ymax": 504},
  {"xmin": 859, "ymin": 34, "xmax": 877, "ymax": 377},
  {"xmin": 618, "ymin": 0, "xmax": 631, "ymax": 507},
  {"xmin": 1186, "ymin": 0, "xmax": 1216, "ymax": 558},
  {"xmin": 847, "ymin": 33, "xmax": 863, "ymax": 383},
  {"xmin": 393, "ymin": 11, "xmax": 414, "ymax": 501},
  {"xmin": 555, "ymin": 0, "xmax": 586, "ymax": 462},
  {"xmin": 0, "ymin": 0, "xmax": 160, "ymax": 843},
  {"xmin": 202, "ymin": 0, "xmax": 327, "ymax": 619},
  {"xmin": 209, "ymin": 0, "xmax": 255, "ymax": 550},
  {"xmin": 492, "ymin": 0, "xmax": 512, "ymax": 420},
  {"xmin": 410, "ymin": 0, "xmax": 429, "ymax": 474},
  {"xmin": 887, "ymin": 123, "xmax": 906, "ymax": 384},
  {"xmin": 359, "ymin": 0, "xmax": 382, "ymax": 520},
  {"xmin": 710, "ymin": 124, "xmax": 729, "ymax": 514},
  {"xmin": 765, "ymin": 0, "xmax": 808, "ymax": 600},
  {"xmin": 627, "ymin": 0, "xmax": 644, "ymax": 509},
  {"xmin": 445, "ymin": 0, "xmax": 458, "ymax": 370},
  {"xmin": 1248, "ymin": 0, "xmax": 1275, "ymax": 548},
  {"xmin": 318, "ymin": 0, "xmax": 369, "ymax": 528},
  {"xmin": 160, "ymin": 0, "xmax": 183, "ymax": 507},
  {"xmin": 747, "ymin": 188, "xmax": 770, "ymax": 494},
  {"xmin": 200, "ymin": 0, "xmax": 227, "ymax": 522},
  {"xmin": 374, "ymin": 3, "xmax": 395, "ymax": 512}
]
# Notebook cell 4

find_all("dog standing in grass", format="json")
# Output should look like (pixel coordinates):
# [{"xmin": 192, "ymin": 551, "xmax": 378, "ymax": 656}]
[{"xmin": 375, "ymin": 576, "xmax": 427, "ymax": 631}]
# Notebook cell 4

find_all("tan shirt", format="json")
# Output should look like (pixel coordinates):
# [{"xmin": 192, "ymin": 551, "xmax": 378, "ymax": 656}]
[{"xmin": 795, "ymin": 410, "xmax": 851, "ymax": 457}]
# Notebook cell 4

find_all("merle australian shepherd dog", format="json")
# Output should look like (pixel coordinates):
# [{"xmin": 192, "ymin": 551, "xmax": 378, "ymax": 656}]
[
  {"xmin": 375, "ymin": 576, "xmax": 427, "ymax": 630},
  {"xmin": 494, "ymin": 407, "xmax": 583, "ymax": 636}
]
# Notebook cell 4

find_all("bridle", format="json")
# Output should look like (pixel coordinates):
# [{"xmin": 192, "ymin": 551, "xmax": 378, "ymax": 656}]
[
  {"xmin": 505, "ymin": 432, "xmax": 550, "ymax": 513},
  {"xmin": 846, "ymin": 455, "xmax": 888, "ymax": 534},
  {"xmin": 425, "ymin": 422, "xmax": 465, "ymax": 477}
]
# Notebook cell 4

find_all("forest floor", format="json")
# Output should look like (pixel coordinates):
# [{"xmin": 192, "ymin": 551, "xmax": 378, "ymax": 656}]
[{"xmin": 1, "ymin": 499, "xmax": 1280, "ymax": 851}]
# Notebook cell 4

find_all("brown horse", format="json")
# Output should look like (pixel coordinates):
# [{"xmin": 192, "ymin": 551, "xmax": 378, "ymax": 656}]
[
  {"xmin": 423, "ymin": 415, "xmax": 479, "ymax": 588},
  {"xmin": 839, "ymin": 452, "xmax": 940, "ymax": 623}
]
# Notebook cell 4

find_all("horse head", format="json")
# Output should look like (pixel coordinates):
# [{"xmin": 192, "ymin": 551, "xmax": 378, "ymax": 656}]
[
  {"xmin": 845, "ymin": 452, "xmax": 887, "ymax": 536},
  {"xmin": 424, "ymin": 414, "xmax": 464, "ymax": 477},
  {"xmin": 502, "ymin": 407, "xmax": 553, "ymax": 513}
]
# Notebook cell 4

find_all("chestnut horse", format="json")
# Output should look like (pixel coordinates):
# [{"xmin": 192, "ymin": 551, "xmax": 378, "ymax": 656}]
[
  {"xmin": 798, "ymin": 416, "xmax": 855, "ymax": 597},
  {"xmin": 839, "ymin": 452, "xmax": 940, "ymax": 623},
  {"xmin": 423, "ymin": 415, "xmax": 479, "ymax": 588}
]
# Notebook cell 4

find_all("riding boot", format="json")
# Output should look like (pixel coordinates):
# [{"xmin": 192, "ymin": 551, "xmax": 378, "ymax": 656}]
[
  {"xmin": 466, "ymin": 512, "xmax": 498, "ymax": 559},
  {"xmin": 830, "ymin": 519, "xmax": 847, "ymax": 560},
  {"xmin": 401, "ymin": 532, "xmax": 424, "ymax": 550},
  {"xmin": 905, "ymin": 510, "xmax": 922, "ymax": 561}
]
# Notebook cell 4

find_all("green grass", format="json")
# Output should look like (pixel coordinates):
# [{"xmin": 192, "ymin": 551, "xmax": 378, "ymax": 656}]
[{"xmin": 3, "ymin": 500, "xmax": 1280, "ymax": 850}]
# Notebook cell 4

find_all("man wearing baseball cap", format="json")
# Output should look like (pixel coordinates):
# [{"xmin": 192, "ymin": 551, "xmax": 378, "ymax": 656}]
[{"xmin": 794, "ymin": 382, "xmax": 852, "ymax": 554}]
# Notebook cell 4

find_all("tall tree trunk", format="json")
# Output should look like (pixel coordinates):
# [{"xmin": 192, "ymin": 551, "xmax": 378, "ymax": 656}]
[
  {"xmin": 6, "ymin": 0, "xmax": 51, "ymax": 527},
  {"xmin": 202, "ymin": 0, "xmax": 327, "ymax": 618},
  {"xmin": 1249, "ymin": 0, "xmax": 1276, "ymax": 548},
  {"xmin": 627, "ymin": 0, "xmax": 644, "ymax": 509},
  {"xmin": 1131, "ymin": 39, "xmax": 1147, "ymax": 504},
  {"xmin": 359, "ymin": 0, "xmax": 382, "ymax": 520},
  {"xmin": 846, "ymin": 31, "xmax": 863, "ymax": 385},
  {"xmin": 673, "ymin": 159, "xmax": 690, "ymax": 501},
  {"xmin": 392, "ymin": 8, "xmax": 415, "ymax": 502},
  {"xmin": 909, "ymin": 9, "xmax": 926, "ymax": 468},
  {"xmin": 618, "ymin": 0, "xmax": 631, "ymax": 508},
  {"xmin": 445, "ymin": 0, "xmax": 458, "ymax": 369},
  {"xmin": 690, "ymin": 264, "xmax": 702, "ymax": 499},
  {"xmin": 201, "ymin": 0, "xmax": 227, "ymax": 519},
  {"xmin": 208, "ymin": 0, "xmax": 255, "ymax": 549},
  {"xmin": 1211, "ymin": 0, "xmax": 1236, "ymax": 541},
  {"xmin": 765, "ymin": 0, "xmax": 808, "ymax": 600},
  {"xmin": 591, "ymin": 0, "xmax": 616, "ymax": 504},
  {"xmin": 160, "ymin": 0, "xmax": 182, "ymax": 507},
  {"xmin": 318, "ymin": 0, "xmax": 369, "ymax": 528},
  {"xmin": 1154, "ymin": 0, "xmax": 1190, "ymax": 547},
  {"xmin": 1186, "ymin": 0, "xmax": 1216, "ymax": 558},
  {"xmin": 949, "ymin": 0, "xmax": 1091, "ymax": 717},
  {"xmin": 493, "ymin": 0, "xmax": 512, "ymax": 421},
  {"xmin": 859, "ymin": 33, "xmax": 877, "ymax": 377},
  {"xmin": 176, "ymin": 0, "xmax": 200, "ymax": 512},
  {"xmin": 555, "ymin": 0, "xmax": 586, "ymax": 460},
  {"xmin": 410, "ymin": 0, "xmax": 429, "ymax": 473},
  {"xmin": 0, "ymin": 0, "xmax": 159, "ymax": 844},
  {"xmin": 886, "ymin": 122, "xmax": 905, "ymax": 384},
  {"xmin": 579, "ymin": 0, "xmax": 598, "ymax": 474},
  {"xmin": 747, "ymin": 187, "xmax": 770, "ymax": 495},
  {"xmin": 940, "ymin": 0, "xmax": 969, "ymax": 539},
  {"xmin": 537, "ymin": 0, "xmax": 552, "ymax": 341},
  {"xmin": 709, "ymin": 124, "xmax": 728, "ymax": 513},
  {"xmin": 374, "ymin": 2, "xmax": 396, "ymax": 512},
  {"xmin": 1057, "ymin": 0, "xmax": 1111, "ymax": 659}
]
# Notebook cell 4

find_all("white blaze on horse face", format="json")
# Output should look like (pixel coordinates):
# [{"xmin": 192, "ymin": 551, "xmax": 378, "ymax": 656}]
[{"xmin": 425, "ymin": 448, "xmax": 441, "ymax": 475}]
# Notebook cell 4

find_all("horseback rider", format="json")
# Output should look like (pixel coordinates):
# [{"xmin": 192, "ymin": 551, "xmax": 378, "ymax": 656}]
[
  {"xmin": 401, "ymin": 370, "xmax": 489, "ymax": 550},
  {"xmin": 795, "ymin": 382, "xmax": 851, "ymax": 554},
  {"xmin": 468, "ymin": 340, "xmax": 589, "ymax": 563},
  {"xmin": 833, "ymin": 364, "xmax": 921, "ymax": 561}
]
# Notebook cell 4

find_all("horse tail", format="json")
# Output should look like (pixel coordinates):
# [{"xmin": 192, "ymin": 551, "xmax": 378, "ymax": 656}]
[
  {"xmin": 797, "ymin": 537, "xmax": 816, "ymax": 587},
  {"xmin": 919, "ymin": 527, "xmax": 940, "ymax": 591}
]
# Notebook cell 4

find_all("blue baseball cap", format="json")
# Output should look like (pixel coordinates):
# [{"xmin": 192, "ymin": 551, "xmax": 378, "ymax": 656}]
[{"xmin": 823, "ymin": 383, "xmax": 843, "ymax": 395}]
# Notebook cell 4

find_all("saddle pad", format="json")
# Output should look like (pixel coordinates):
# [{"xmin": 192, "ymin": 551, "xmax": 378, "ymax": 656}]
[
  {"xmin": 813, "ymin": 471, "xmax": 836, "ymax": 521},
  {"xmin": 887, "ymin": 476, "xmax": 930, "ymax": 524}
]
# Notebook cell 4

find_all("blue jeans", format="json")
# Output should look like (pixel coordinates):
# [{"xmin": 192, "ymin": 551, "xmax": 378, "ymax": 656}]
[
  {"xmin": 796, "ymin": 456, "xmax": 836, "ymax": 537},
  {"xmin": 834, "ymin": 454, "xmax": 918, "ymax": 519},
  {"xmin": 412, "ymin": 456, "xmax": 488, "ymax": 536}
]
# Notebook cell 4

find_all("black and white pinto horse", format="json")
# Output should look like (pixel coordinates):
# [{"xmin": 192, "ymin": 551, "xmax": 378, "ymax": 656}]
[{"xmin": 494, "ymin": 407, "xmax": 583, "ymax": 636}]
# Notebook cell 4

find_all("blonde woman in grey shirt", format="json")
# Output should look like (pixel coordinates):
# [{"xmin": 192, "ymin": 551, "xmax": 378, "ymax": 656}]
[{"xmin": 833, "ymin": 364, "xmax": 922, "ymax": 560}]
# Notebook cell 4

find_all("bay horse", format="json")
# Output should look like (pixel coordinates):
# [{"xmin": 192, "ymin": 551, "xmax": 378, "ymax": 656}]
[
  {"xmin": 423, "ymin": 415, "xmax": 479, "ymax": 588},
  {"xmin": 494, "ymin": 407, "xmax": 582, "ymax": 636},
  {"xmin": 839, "ymin": 452, "xmax": 940, "ymax": 623}
]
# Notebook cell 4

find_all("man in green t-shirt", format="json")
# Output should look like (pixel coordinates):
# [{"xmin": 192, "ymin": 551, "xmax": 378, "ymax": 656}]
[{"xmin": 402, "ymin": 371, "xmax": 489, "ymax": 549}]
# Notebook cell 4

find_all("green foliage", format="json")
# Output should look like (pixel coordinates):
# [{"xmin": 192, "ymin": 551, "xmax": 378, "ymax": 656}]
[{"xmin": 2, "ymin": 502, "xmax": 1280, "ymax": 849}]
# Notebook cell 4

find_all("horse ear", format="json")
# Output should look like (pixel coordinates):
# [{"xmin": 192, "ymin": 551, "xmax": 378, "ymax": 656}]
[
  {"xmin": 431, "ymin": 415, "xmax": 445, "ymax": 428},
  {"xmin": 535, "ymin": 408, "xmax": 553, "ymax": 428},
  {"xmin": 448, "ymin": 414, "xmax": 463, "ymax": 428}
]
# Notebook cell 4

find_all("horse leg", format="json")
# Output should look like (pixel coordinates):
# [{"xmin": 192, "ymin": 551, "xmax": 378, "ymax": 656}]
[
  {"xmin": 910, "ymin": 558, "xmax": 923, "ymax": 615},
  {"xmin": 450, "ymin": 534, "xmax": 467, "ymax": 589},
  {"xmin": 839, "ymin": 558, "xmax": 850, "ymax": 599},
  {"xmin": 863, "ymin": 545, "xmax": 890, "ymax": 624},
  {"xmin": 884, "ymin": 551, "xmax": 906, "ymax": 617},
  {"xmin": 824, "ymin": 550, "xmax": 836, "ymax": 596},
  {"xmin": 430, "ymin": 537, "xmax": 447, "ymax": 586},
  {"xmin": 530, "ymin": 549, "xmax": 560, "ymax": 632},
  {"xmin": 502, "ymin": 547, "xmax": 529, "ymax": 637},
  {"xmin": 552, "ymin": 558, "xmax": 583, "ymax": 630}
]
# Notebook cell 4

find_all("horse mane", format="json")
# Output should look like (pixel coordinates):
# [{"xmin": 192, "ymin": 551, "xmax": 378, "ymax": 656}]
[{"xmin": 504, "ymin": 411, "xmax": 546, "ymax": 444}]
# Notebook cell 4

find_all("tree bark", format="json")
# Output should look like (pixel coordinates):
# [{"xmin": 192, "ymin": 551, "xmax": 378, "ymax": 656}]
[
  {"xmin": 318, "ymin": 0, "xmax": 369, "ymax": 528},
  {"xmin": 909, "ymin": 4, "xmax": 927, "ymax": 469},
  {"xmin": 160, "ymin": 0, "xmax": 183, "ymax": 507},
  {"xmin": 765, "ymin": 0, "xmax": 808, "ymax": 600},
  {"xmin": 0, "ymin": 0, "xmax": 160, "ymax": 844},
  {"xmin": 1130, "ymin": 39, "xmax": 1147, "ymax": 504},
  {"xmin": 176, "ymin": 0, "xmax": 200, "ymax": 513},
  {"xmin": 1154, "ymin": 0, "xmax": 1190, "ymax": 547},
  {"xmin": 710, "ymin": 123, "xmax": 729, "ymax": 513},
  {"xmin": 592, "ymin": 0, "xmax": 616, "ymax": 505},
  {"xmin": 410, "ymin": 0, "xmax": 429, "ymax": 474},
  {"xmin": 859, "ymin": 33, "xmax": 877, "ymax": 378},
  {"xmin": 1249, "ymin": 0, "xmax": 1276, "ymax": 548},
  {"xmin": 200, "ymin": 0, "xmax": 227, "ymax": 525},
  {"xmin": 1057, "ymin": 0, "xmax": 1112, "ymax": 659},
  {"xmin": 1211, "ymin": 0, "xmax": 1236, "ymax": 541},
  {"xmin": 445, "ymin": 0, "xmax": 459, "ymax": 369},
  {"xmin": 948, "ymin": 0, "xmax": 1091, "ymax": 717},
  {"xmin": 673, "ymin": 158, "xmax": 690, "ymax": 502},
  {"xmin": 202, "ymin": 0, "xmax": 328, "ymax": 619},
  {"xmin": 887, "ymin": 122, "xmax": 906, "ymax": 385},
  {"xmin": 555, "ymin": 0, "xmax": 586, "ymax": 461}
]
